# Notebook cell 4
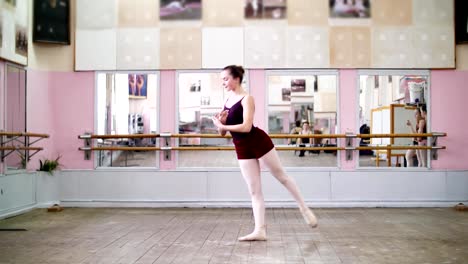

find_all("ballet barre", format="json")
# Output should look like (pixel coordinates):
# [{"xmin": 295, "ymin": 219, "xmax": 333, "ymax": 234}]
[
  {"xmin": 0, "ymin": 131, "xmax": 49, "ymax": 162},
  {"xmin": 78, "ymin": 132, "xmax": 446, "ymax": 163}
]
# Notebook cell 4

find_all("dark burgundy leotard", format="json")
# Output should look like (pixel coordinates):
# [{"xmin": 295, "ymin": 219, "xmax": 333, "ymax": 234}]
[{"xmin": 224, "ymin": 97, "xmax": 274, "ymax": 159}]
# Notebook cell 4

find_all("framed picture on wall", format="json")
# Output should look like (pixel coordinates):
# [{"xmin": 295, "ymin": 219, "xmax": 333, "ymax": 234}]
[
  {"xmin": 15, "ymin": 25, "xmax": 28, "ymax": 56},
  {"xmin": 329, "ymin": 0, "xmax": 371, "ymax": 18},
  {"xmin": 129, "ymin": 74, "xmax": 147, "ymax": 99},
  {"xmin": 160, "ymin": 0, "xmax": 202, "ymax": 20},
  {"xmin": 282, "ymin": 88, "xmax": 291, "ymax": 101},
  {"xmin": 455, "ymin": 0, "xmax": 468, "ymax": 43},
  {"xmin": 291, "ymin": 79, "xmax": 306, "ymax": 92},
  {"xmin": 245, "ymin": 0, "xmax": 287, "ymax": 19}
]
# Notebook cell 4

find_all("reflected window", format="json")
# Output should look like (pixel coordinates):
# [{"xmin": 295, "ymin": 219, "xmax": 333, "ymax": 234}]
[
  {"xmin": 4, "ymin": 64, "xmax": 27, "ymax": 173},
  {"xmin": 177, "ymin": 71, "xmax": 248, "ymax": 168},
  {"xmin": 358, "ymin": 71, "xmax": 429, "ymax": 168},
  {"xmin": 96, "ymin": 72, "xmax": 159, "ymax": 168},
  {"xmin": 267, "ymin": 71, "xmax": 338, "ymax": 167}
]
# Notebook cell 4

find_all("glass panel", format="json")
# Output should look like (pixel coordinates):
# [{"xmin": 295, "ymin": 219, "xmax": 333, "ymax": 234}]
[
  {"xmin": 358, "ymin": 73, "xmax": 429, "ymax": 168},
  {"xmin": 4, "ymin": 64, "xmax": 27, "ymax": 173},
  {"xmin": 177, "ymin": 71, "xmax": 236, "ymax": 167},
  {"xmin": 267, "ymin": 72, "xmax": 338, "ymax": 167},
  {"xmin": 96, "ymin": 72, "xmax": 159, "ymax": 168}
]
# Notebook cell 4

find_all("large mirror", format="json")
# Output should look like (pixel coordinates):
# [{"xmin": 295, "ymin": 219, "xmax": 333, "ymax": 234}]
[
  {"xmin": 96, "ymin": 72, "xmax": 159, "ymax": 168},
  {"xmin": 177, "ymin": 71, "xmax": 248, "ymax": 167},
  {"xmin": 4, "ymin": 64, "xmax": 27, "ymax": 173},
  {"xmin": 267, "ymin": 71, "xmax": 338, "ymax": 167},
  {"xmin": 358, "ymin": 71, "xmax": 429, "ymax": 168}
]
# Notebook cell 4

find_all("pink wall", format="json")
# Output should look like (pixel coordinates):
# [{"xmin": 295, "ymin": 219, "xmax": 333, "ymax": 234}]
[
  {"xmin": 159, "ymin": 70, "xmax": 177, "ymax": 170},
  {"xmin": 339, "ymin": 70, "xmax": 357, "ymax": 170},
  {"xmin": 26, "ymin": 70, "xmax": 54, "ymax": 171},
  {"xmin": 27, "ymin": 70, "xmax": 94, "ymax": 170},
  {"xmin": 249, "ymin": 69, "xmax": 266, "ymax": 129},
  {"xmin": 431, "ymin": 70, "xmax": 468, "ymax": 170},
  {"xmin": 10, "ymin": 67, "xmax": 468, "ymax": 171}
]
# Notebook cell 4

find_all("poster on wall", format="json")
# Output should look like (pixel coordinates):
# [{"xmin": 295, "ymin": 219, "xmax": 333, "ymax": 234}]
[
  {"xmin": 15, "ymin": 25, "xmax": 28, "ymax": 56},
  {"xmin": 329, "ymin": 0, "xmax": 371, "ymax": 18},
  {"xmin": 282, "ymin": 88, "xmax": 291, "ymax": 101},
  {"xmin": 160, "ymin": 0, "xmax": 202, "ymax": 20},
  {"xmin": 291, "ymin": 79, "xmax": 306, "ymax": 92},
  {"xmin": 128, "ymin": 74, "xmax": 148, "ymax": 99},
  {"xmin": 399, "ymin": 76, "xmax": 427, "ymax": 105},
  {"xmin": 245, "ymin": 0, "xmax": 287, "ymax": 19}
]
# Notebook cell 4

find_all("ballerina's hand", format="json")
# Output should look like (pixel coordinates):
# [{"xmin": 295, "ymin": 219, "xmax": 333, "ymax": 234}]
[
  {"xmin": 212, "ymin": 116, "xmax": 223, "ymax": 128},
  {"xmin": 216, "ymin": 110, "xmax": 228, "ymax": 124}
]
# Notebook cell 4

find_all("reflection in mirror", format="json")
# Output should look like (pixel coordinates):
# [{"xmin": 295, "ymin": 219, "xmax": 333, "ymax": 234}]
[
  {"xmin": 358, "ymin": 73, "xmax": 429, "ymax": 168},
  {"xmin": 177, "ymin": 71, "xmax": 239, "ymax": 167},
  {"xmin": 96, "ymin": 72, "xmax": 158, "ymax": 167},
  {"xmin": 4, "ymin": 64, "xmax": 27, "ymax": 173},
  {"xmin": 267, "ymin": 72, "xmax": 338, "ymax": 167}
]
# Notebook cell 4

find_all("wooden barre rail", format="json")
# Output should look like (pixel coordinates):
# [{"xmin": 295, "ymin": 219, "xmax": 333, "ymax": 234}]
[
  {"xmin": 1, "ymin": 131, "xmax": 50, "ymax": 162},
  {"xmin": 79, "ymin": 132, "xmax": 446, "ymax": 139},
  {"xmin": 0, "ymin": 132, "xmax": 49, "ymax": 138},
  {"xmin": 0, "ymin": 147, "xmax": 43, "ymax": 151},
  {"xmin": 79, "ymin": 145, "xmax": 442, "ymax": 152},
  {"xmin": 78, "ymin": 132, "xmax": 447, "ymax": 162}
]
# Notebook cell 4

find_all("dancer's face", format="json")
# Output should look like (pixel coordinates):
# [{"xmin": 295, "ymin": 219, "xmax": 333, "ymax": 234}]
[{"xmin": 221, "ymin": 70, "xmax": 238, "ymax": 92}]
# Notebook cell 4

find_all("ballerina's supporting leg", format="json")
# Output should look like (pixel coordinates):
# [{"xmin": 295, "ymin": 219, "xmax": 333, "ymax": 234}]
[{"xmin": 238, "ymin": 159, "xmax": 267, "ymax": 241}]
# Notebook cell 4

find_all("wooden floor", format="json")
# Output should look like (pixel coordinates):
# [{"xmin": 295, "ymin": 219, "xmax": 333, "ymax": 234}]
[{"xmin": 0, "ymin": 208, "xmax": 467, "ymax": 264}]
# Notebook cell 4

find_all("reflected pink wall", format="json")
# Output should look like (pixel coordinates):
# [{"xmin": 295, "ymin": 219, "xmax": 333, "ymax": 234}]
[
  {"xmin": 159, "ymin": 70, "xmax": 176, "ymax": 170},
  {"xmin": 431, "ymin": 70, "xmax": 468, "ymax": 170},
  {"xmin": 339, "ymin": 70, "xmax": 357, "ymax": 170},
  {"xmin": 0, "ymin": 61, "xmax": 4, "ymax": 173},
  {"xmin": 249, "ymin": 69, "xmax": 266, "ymax": 129}
]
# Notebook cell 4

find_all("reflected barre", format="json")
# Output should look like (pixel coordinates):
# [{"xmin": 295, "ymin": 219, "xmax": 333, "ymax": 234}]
[
  {"xmin": 0, "ymin": 131, "xmax": 49, "ymax": 163},
  {"xmin": 78, "ymin": 132, "xmax": 446, "ymax": 163}
]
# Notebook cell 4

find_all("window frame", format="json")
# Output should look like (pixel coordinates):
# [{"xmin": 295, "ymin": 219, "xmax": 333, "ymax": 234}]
[
  {"xmin": 356, "ymin": 69, "xmax": 431, "ymax": 170},
  {"xmin": 94, "ymin": 70, "xmax": 161, "ymax": 171},
  {"xmin": 265, "ymin": 69, "xmax": 340, "ymax": 169}
]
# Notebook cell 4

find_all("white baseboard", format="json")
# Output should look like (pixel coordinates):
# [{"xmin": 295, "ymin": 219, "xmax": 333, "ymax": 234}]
[
  {"xmin": 59, "ymin": 200, "xmax": 466, "ymax": 208},
  {"xmin": 0, "ymin": 204, "xmax": 36, "ymax": 220}
]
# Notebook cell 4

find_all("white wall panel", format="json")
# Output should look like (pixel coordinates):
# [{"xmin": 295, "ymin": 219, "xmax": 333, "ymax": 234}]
[
  {"xmin": 202, "ymin": 27, "xmax": 244, "ymax": 69},
  {"xmin": 413, "ymin": 0, "xmax": 453, "ymax": 27},
  {"xmin": 446, "ymin": 171, "xmax": 468, "ymax": 201},
  {"xmin": 76, "ymin": 0, "xmax": 116, "ymax": 29},
  {"xmin": 412, "ymin": 27, "xmax": 455, "ymax": 68},
  {"xmin": 286, "ymin": 27, "xmax": 329, "ymax": 68},
  {"xmin": 372, "ymin": 27, "xmax": 415, "ymax": 68},
  {"xmin": 56, "ymin": 170, "xmax": 468, "ymax": 208},
  {"xmin": 116, "ymin": 28, "xmax": 160, "ymax": 70},
  {"xmin": 244, "ymin": 26, "xmax": 286, "ymax": 68},
  {"xmin": 0, "ymin": 173, "xmax": 35, "ymax": 217},
  {"xmin": 75, "ymin": 29, "xmax": 116, "ymax": 70},
  {"xmin": 331, "ymin": 171, "xmax": 446, "ymax": 201}
]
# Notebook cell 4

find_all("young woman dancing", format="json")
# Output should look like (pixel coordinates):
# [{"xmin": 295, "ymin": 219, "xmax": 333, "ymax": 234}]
[{"xmin": 212, "ymin": 65, "xmax": 318, "ymax": 241}]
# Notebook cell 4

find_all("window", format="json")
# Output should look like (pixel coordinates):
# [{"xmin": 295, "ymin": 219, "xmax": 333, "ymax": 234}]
[
  {"xmin": 177, "ymin": 71, "xmax": 248, "ymax": 168},
  {"xmin": 96, "ymin": 72, "xmax": 159, "ymax": 168},
  {"xmin": 267, "ymin": 71, "xmax": 338, "ymax": 167},
  {"xmin": 358, "ymin": 71, "xmax": 430, "ymax": 168}
]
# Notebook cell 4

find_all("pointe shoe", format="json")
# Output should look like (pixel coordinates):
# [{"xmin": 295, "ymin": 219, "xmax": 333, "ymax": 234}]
[
  {"xmin": 301, "ymin": 208, "xmax": 318, "ymax": 228},
  {"xmin": 238, "ymin": 228, "xmax": 267, "ymax": 241}
]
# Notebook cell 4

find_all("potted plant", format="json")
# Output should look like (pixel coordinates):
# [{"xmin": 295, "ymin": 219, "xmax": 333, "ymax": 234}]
[
  {"xmin": 36, "ymin": 155, "xmax": 62, "ymax": 208},
  {"xmin": 38, "ymin": 156, "xmax": 61, "ymax": 175}
]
